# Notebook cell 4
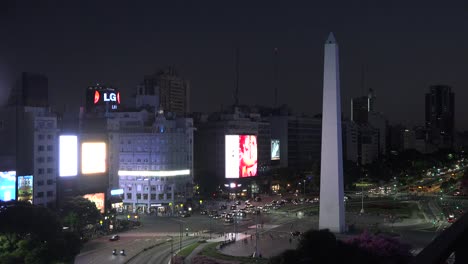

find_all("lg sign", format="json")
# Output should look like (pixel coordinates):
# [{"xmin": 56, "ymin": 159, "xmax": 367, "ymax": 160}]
[{"xmin": 94, "ymin": 91, "xmax": 121, "ymax": 104}]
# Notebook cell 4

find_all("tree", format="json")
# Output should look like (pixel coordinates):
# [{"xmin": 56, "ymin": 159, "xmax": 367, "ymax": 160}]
[
  {"xmin": 60, "ymin": 196, "xmax": 101, "ymax": 234},
  {"xmin": 0, "ymin": 201, "xmax": 82, "ymax": 263},
  {"xmin": 269, "ymin": 229, "xmax": 412, "ymax": 264},
  {"xmin": 0, "ymin": 201, "xmax": 61, "ymax": 250},
  {"xmin": 345, "ymin": 230, "xmax": 412, "ymax": 263}
]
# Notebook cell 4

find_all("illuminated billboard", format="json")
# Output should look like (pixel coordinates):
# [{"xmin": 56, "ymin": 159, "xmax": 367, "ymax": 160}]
[
  {"xmin": 17, "ymin": 175, "xmax": 33, "ymax": 204},
  {"xmin": 271, "ymin": 139, "xmax": 280, "ymax": 160},
  {"xmin": 86, "ymin": 86, "xmax": 121, "ymax": 112},
  {"xmin": 0, "ymin": 171, "xmax": 16, "ymax": 201},
  {"xmin": 59, "ymin": 135, "xmax": 78, "ymax": 177},
  {"xmin": 225, "ymin": 135, "xmax": 257, "ymax": 178},
  {"xmin": 83, "ymin": 193, "xmax": 105, "ymax": 213},
  {"xmin": 110, "ymin": 189, "xmax": 124, "ymax": 195},
  {"xmin": 81, "ymin": 142, "xmax": 106, "ymax": 174}
]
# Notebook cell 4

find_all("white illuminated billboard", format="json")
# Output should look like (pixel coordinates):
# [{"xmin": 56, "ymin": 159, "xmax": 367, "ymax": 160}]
[
  {"xmin": 83, "ymin": 193, "xmax": 105, "ymax": 213},
  {"xmin": 271, "ymin": 139, "xmax": 280, "ymax": 160},
  {"xmin": 225, "ymin": 135, "xmax": 257, "ymax": 178},
  {"xmin": 81, "ymin": 142, "xmax": 106, "ymax": 174},
  {"xmin": 59, "ymin": 135, "xmax": 78, "ymax": 177}
]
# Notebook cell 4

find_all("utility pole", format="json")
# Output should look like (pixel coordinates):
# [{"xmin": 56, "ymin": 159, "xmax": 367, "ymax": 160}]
[
  {"xmin": 179, "ymin": 222, "xmax": 182, "ymax": 251},
  {"xmin": 170, "ymin": 236, "xmax": 173, "ymax": 263},
  {"xmin": 360, "ymin": 184, "xmax": 365, "ymax": 214},
  {"xmin": 254, "ymin": 211, "xmax": 259, "ymax": 257},
  {"xmin": 234, "ymin": 214, "xmax": 237, "ymax": 241},
  {"xmin": 303, "ymin": 179, "xmax": 306, "ymax": 195}
]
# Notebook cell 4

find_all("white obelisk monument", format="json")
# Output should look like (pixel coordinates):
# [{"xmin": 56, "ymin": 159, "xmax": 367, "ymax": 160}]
[{"xmin": 319, "ymin": 32, "xmax": 345, "ymax": 233}]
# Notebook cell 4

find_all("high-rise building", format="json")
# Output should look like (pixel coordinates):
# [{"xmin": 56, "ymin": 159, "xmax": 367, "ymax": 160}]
[
  {"xmin": 8, "ymin": 72, "xmax": 49, "ymax": 107},
  {"xmin": 1, "ymin": 73, "xmax": 58, "ymax": 207},
  {"xmin": 348, "ymin": 88, "xmax": 386, "ymax": 163},
  {"xmin": 136, "ymin": 67, "xmax": 190, "ymax": 116},
  {"xmin": 351, "ymin": 96, "xmax": 369, "ymax": 125},
  {"xmin": 350, "ymin": 89, "xmax": 375, "ymax": 125},
  {"xmin": 18, "ymin": 108, "xmax": 59, "ymax": 207},
  {"xmin": 425, "ymin": 85, "xmax": 455, "ymax": 148},
  {"xmin": 269, "ymin": 114, "xmax": 322, "ymax": 168},
  {"xmin": 193, "ymin": 106, "xmax": 271, "ymax": 196}
]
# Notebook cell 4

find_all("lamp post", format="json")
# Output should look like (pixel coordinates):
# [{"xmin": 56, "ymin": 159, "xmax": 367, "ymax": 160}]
[
  {"xmin": 254, "ymin": 211, "xmax": 259, "ymax": 258},
  {"xmin": 179, "ymin": 222, "xmax": 183, "ymax": 251},
  {"xmin": 169, "ymin": 236, "xmax": 174, "ymax": 263},
  {"xmin": 303, "ymin": 179, "xmax": 306, "ymax": 195},
  {"xmin": 360, "ymin": 184, "xmax": 365, "ymax": 214}
]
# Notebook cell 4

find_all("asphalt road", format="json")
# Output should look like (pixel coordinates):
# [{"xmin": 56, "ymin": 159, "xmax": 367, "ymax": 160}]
[
  {"xmin": 127, "ymin": 237, "xmax": 199, "ymax": 264},
  {"xmin": 76, "ymin": 195, "xmax": 466, "ymax": 263}
]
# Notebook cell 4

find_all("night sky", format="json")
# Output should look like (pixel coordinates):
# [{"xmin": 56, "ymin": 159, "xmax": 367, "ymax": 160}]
[{"xmin": 1, "ymin": 1, "xmax": 468, "ymax": 129}]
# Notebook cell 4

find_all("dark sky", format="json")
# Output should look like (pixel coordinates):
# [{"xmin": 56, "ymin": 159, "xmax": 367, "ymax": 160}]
[{"xmin": 1, "ymin": 0, "xmax": 468, "ymax": 129}]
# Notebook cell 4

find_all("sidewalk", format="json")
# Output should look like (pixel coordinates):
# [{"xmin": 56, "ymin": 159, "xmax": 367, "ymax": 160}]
[
  {"xmin": 184, "ymin": 242, "xmax": 210, "ymax": 264},
  {"xmin": 219, "ymin": 232, "xmax": 299, "ymax": 258}
]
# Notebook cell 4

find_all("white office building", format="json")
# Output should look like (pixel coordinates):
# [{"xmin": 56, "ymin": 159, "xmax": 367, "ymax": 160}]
[{"xmin": 108, "ymin": 110, "xmax": 194, "ymax": 215}]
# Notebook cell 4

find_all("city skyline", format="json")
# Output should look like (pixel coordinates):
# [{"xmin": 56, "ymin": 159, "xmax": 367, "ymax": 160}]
[{"xmin": 1, "ymin": 1, "xmax": 468, "ymax": 129}]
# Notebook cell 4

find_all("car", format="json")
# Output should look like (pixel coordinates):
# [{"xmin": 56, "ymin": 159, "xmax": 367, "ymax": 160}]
[
  {"xmin": 109, "ymin": 235, "xmax": 120, "ymax": 241},
  {"xmin": 254, "ymin": 197, "xmax": 262, "ymax": 202},
  {"xmin": 448, "ymin": 214, "xmax": 456, "ymax": 223},
  {"xmin": 224, "ymin": 217, "xmax": 234, "ymax": 223},
  {"xmin": 200, "ymin": 210, "xmax": 208, "ymax": 215},
  {"xmin": 213, "ymin": 214, "xmax": 221, "ymax": 219},
  {"xmin": 230, "ymin": 205, "xmax": 237, "ymax": 210},
  {"xmin": 291, "ymin": 231, "xmax": 301, "ymax": 237},
  {"xmin": 209, "ymin": 210, "xmax": 218, "ymax": 217},
  {"xmin": 237, "ymin": 211, "xmax": 247, "ymax": 217},
  {"xmin": 220, "ymin": 205, "xmax": 227, "ymax": 210},
  {"xmin": 181, "ymin": 213, "xmax": 191, "ymax": 218},
  {"xmin": 235, "ymin": 201, "xmax": 241, "ymax": 205}
]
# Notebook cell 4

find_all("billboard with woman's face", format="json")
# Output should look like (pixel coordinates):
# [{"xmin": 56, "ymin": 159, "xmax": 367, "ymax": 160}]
[
  {"xmin": 271, "ymin": 139, "xmax": 280, "ymax": 160},
  {"xmin": 225, "ymin": 135, "xmax": 257, "ymax": 178}
]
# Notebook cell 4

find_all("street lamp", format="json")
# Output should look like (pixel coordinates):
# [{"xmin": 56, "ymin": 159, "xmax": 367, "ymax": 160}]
[
  {"xmin": 179, "ymin": 222, "xmax": 183, "ymax": 251},
  {"xmin": 303, "ymin": 179, "xmax": 306, "ymax": 195},
  {"xmin": 169, "ymin": 236, "xmax": 174, "ymax": 263},
  {"xmin": 360, "ymin": 184, "xmax": 365, "ymax": 214}
]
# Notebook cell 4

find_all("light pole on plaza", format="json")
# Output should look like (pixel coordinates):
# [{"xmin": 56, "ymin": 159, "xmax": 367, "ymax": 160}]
[
  {"xmin": 303, "ymin": 179, "xmax": 306, "ymax": 195},
  {"xmin": 179, "ymin": 222, "xmax": 183, "ymax": 251}
]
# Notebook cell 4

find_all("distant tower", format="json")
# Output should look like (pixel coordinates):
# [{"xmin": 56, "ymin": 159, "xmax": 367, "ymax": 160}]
[
  {"xmin": 425, "ymin": 85, "xmax": 454, "ymax": 147},
  {"xmin": 319, "ymin": 33, "xmax": 345, "ymax": 233},
  {"xmin": 274, "ymin": 48, "xmax": 279, "ymax": 107},
  {"xmin": 234, "ymin": 47, "xmax": 240, "ymax": 106}
]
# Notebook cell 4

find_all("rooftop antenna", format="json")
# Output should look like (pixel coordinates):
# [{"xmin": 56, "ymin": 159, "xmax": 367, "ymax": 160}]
[
  {"xmin": 274, "ymin": 48, "xmax": 279, "ymax": 107},
  {"xmin": 360, "ymin": 64, "xmax": 365, "ymax": 96},
  {"xmin": 234, "ymin": 47, "xmax": 240, "ymax": 106}
]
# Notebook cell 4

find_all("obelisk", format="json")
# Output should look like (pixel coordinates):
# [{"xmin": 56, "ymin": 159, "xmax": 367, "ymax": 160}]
[{"xmin": 319, "ymin": 32, "xmax": 345, "ymax": 233}]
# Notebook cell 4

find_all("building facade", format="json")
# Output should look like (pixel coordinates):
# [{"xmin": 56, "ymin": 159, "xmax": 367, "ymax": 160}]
[
  {"xmin": 136, "ymin": 67, "xmax": 190, "ymax": 116},
  {"xmin": 16, "ymin": 107, "xmax": 58, "ymax": 207},
  {"xmin": 194, "ymin": 107, "xmax": 271, "ymax": 195},
  {"xmin": 109, "ymin": 110, "xmax": 194, "ymax": 215},
  {"xmin": 425, "ymin": 85, "xmax": 455, "ymax": 148},
  {"xmin": 269, "ymin": 114, "xmax": 322, "ymax": 169}
]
